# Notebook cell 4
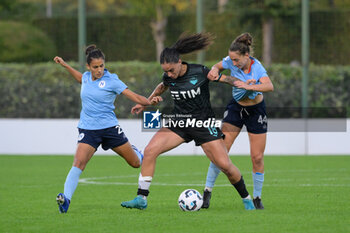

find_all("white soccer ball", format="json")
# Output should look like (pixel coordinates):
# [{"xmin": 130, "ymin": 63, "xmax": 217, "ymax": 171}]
[{"xmin": 178, "ymin": 189, "xmax": 203, "ymax": 211}]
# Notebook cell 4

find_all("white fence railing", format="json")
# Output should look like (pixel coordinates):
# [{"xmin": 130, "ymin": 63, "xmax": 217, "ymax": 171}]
[{"xmin": 0, "ymin": 119, "xmax": 349, "ymax": 155}]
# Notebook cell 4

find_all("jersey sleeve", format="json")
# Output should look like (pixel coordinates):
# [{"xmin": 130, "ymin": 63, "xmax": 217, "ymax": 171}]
[
  {"xmin": 112, "ymin": 74, "xmax": 128, "ymax": 94},
  {"xmin": 82, "ymin": 71, "xmax": 90, "ymax": 83},
  {"xmin": 202, "ymin": 65, "xmax": 210, "ymax": 77},
  {"xmin": 255, "ymin": 62, "xmax": 268, "ymax": 81},
  {"xmin": 222, "ymin": 56, "xmax": 232, "ymax": 69}
]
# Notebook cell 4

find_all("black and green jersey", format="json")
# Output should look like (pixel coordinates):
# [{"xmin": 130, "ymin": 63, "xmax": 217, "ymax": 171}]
[{"xmin": 162, "ymin": 62, "xmax": 215, "ymax": 120}]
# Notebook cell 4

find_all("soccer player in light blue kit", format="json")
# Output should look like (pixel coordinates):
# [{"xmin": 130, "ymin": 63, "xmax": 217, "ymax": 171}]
[
  {"xmin": 53, "ymin": 44, "xmax": 151, "ymax": 213},
  {"xmin": 204, "ymin": 33, "xmax": 274, "ymax": 209}
]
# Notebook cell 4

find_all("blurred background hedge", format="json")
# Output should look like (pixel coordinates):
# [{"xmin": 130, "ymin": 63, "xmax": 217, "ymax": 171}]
[
  {"xmin": 0, "ymin": 21, "xmax": 56, "ymax": 63},
  {"xmin": 0, "ymin": 10, "xmax": 347, "ymax": 64},
  {"xmin": 1, "ymin": 62, "xmax": 348, "ymax": 119}
]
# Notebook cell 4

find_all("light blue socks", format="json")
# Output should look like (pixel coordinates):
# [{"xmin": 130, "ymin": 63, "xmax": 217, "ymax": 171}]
[
  {"xmin": 64, "ymin": 166, "xmax": 82, "ymax": 200},
  {"xmin": 252, "ymin": 172, "xmax": 264, "ymax": 198},
  {"xmin": 205, "ymin": 162, "xmax": 265, "ymax": 198},
  {"xmin": 205, "ymin": 162, "xmax": 221, "ymax": 189}
]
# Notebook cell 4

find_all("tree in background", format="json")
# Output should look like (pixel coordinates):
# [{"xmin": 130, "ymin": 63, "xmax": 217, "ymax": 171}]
[
  {"xmin": 223, "ymin": 0, "xmax": 300, "ymax": 66},
  {"xmin": 218, "ymin": 0, "xmax": 228, "ymax": 13},
  {"xmin": 86, "ymin": 0, "xmax": 197, "ymax": 61},
  {"xmin": 218, "ymin": 0, "xmax": 350, "ymax": 66},
  {"xmin": 0, "ymin": 0, "xmax": 38, "ymax": 19},
  {"xmin": 124, "ymin": 0, "xmax": 196, "ymax": 61},
  {"xmin": 17, "ymin": 0, "xmax": 196, "ymax": 62}
]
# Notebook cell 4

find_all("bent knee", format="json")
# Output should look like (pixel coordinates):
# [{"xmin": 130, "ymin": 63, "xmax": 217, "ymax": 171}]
[
  {"xmin": 251, "ymin": 153, "xmax": 264, "ymax": 163},
  {"xmin": 144, "ymin": 145, "xmax": 160, "ymax": 158},
  {"xmin": 214, "ymin": 160, "xmax": 231, "ymax": 174},
  {"xmin": 130, "ymin": 160, "xmax": 141, "ymax": 168}
]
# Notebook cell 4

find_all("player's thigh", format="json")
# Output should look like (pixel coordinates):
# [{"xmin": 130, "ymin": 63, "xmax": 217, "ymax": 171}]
[
  {"xmin": 73, "ymin": 143, "xmax": 96, "ymax": 170},
  {"xmin": 201, "ymin": 139, "xmax": 231, "ymax": 168},
  {"xmin": 248, "ymin": 132, "xmax": 266, "ymax": 157},
  {"xmin": 221, "ymin": 122, "xmax": 241, "ymax": 151},
  {"xmin": 144, "ymin": 127, "xmax": 185, "ymax": 157}
]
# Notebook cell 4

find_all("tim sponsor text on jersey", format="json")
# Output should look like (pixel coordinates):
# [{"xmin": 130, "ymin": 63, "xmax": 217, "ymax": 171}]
[{"xmin": 170, "ymin": 87, "xmax": 200, "ymax": 100}]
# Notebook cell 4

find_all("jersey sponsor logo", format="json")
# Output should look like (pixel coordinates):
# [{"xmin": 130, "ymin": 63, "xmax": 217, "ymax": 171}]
[
  {"xmin": 170, "ymin": 87, "xmax": 201, "ymax": 100},
  {"xmin": 98, "ymin": 80, "xmax": 106, "ymax": 88},
  {"xmin": 78, "ymin": 133, "xmax": 85, "ymax": 141},
  {"xmin": 189, "ymin": 78, "xmax": 198, "ymax": 85},
  {"xmin": 170, "ymin": 82, "xmax": 176, "ymax": 86},
  {"xmin": 143, "ymin": 110, "xmax": 161, "ymax": 129}
]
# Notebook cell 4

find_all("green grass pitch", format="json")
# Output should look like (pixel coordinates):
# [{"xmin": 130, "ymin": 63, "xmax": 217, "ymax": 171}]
[{"xmin": 1, "ymin": 155, "xmax": 349, "ymax": 233}]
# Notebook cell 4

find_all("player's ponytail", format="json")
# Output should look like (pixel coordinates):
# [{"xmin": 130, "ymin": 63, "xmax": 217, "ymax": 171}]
[
  {"xmin": 229, "ymin": 33, "xmax": 254, "ymax": 56},
  {"xmin": 85, "ymin": 44, "xmax": 105, "ymax": 65},
  {"xmin": 160, "ymin": 32, "xmax": 214, "ymax": 64}
]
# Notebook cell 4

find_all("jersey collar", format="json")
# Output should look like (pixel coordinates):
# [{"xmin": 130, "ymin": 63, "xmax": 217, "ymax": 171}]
[{"xmin": 248, "ymin": 57, "xmax": 255, "ymax": 74}]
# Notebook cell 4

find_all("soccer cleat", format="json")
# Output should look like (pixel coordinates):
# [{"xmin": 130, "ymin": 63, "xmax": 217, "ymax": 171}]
[
  {"xmin": 253, "ymin": 197, "xmax": 264, "ymax": 209},
  {"xmin": 121, "ymin": 196, "xmax": 147, "ymax": 210},
  {"xmin": 56, "ymin": 193, "xmax": 70, "ymax": 213},
  {"xmin": 242, "ymin": 198, "xmax": 255, "ymax": 210},
  {"xmin": 201, "ymin": 189, "xmax": 212, "ymax": 209}
]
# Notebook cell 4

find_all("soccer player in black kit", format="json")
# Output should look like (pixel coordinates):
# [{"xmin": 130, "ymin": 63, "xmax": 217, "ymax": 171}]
[{"xmin": 121, "ymin": 32, "xmax": 255, "ymax": 210}]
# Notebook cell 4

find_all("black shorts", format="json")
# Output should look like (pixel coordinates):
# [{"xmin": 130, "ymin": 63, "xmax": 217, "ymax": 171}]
[
  {"xmin": 168, "ymin": 125, "xmax": 224, "ymax": 146},
  {"xmin": 222, "ymin": 98, "xmax": 267, "ymax": 134},
  {"xmin": 78, "ymin": 125, "xmax": 129, "ymax": 150}
]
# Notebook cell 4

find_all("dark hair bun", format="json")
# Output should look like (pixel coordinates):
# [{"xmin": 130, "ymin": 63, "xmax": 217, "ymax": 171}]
[
  {"xmin": 85, "ymin": 44, "xmax": 97, "ymax": 56},
  {"xmin": 234, "ymin": 33, "xmax": 252, "ymax": 46}
]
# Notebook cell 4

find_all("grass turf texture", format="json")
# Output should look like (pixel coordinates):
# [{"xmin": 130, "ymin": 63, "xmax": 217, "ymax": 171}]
[{"xmin": 0, "ymin": 155, "xmax": 349, "ymax": 233}]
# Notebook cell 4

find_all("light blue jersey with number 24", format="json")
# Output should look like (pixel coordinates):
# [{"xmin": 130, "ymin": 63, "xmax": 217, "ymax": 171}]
[
  {"xmin": 78, "ymin": 69, "xmax": 127, "ymax": 130},
  {"xmin": 222, "ymin": 56, "xmax": 268, "ymax": 102}
]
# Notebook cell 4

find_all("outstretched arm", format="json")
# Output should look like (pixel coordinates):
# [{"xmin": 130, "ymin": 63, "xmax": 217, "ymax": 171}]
[
  {"xmin": 131, "ymin": 82, "xmax": 168, "ymax": 114},
  {"xmin": 53, "ymin": 56, "xmax": 83, "ymax": 83},
  {"xmin": 122, "ymin": 89, "xmax": 151, "ymax": 106}
]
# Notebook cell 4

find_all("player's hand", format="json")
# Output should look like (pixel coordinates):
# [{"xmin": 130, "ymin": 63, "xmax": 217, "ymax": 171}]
[
  {"xmin": 233, "ymin": 80, "xmax": 248, "ymax": 89},
  {"xmin": 234, "ymin": 79, "xmax": 256, "ymax": 90},
  {"xmin": 131, "ymin": 104, "xmax": 145, "ymax": 115},
  {"xmin": 207, "ymin": 67, "xmax": 220, "ymax": 81},
  {"xmin": 246, "ymin": 79, "xmax": 256, "ymax": 85},
  {"xmin": 53, "ymin": 56, "xmax": 68, "ymax": 68},
  {"xmin": 150, "ymin": 96, "xmax": 163, "ymax": 105}
]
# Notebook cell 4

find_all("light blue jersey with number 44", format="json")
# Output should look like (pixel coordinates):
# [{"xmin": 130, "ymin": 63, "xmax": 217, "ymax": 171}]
[
  {"xmin": 78, "ymin": 69, "xmax": 127, "ymax": 130},
  {"xmin": 222, "ymin": 56, "xmax": 268, "ymax": 102}
]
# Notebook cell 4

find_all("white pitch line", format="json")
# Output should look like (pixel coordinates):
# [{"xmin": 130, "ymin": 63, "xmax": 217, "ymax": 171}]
[{"xmin": 79, "ymin": 175, "xmax": 350, "ymax": 187}]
